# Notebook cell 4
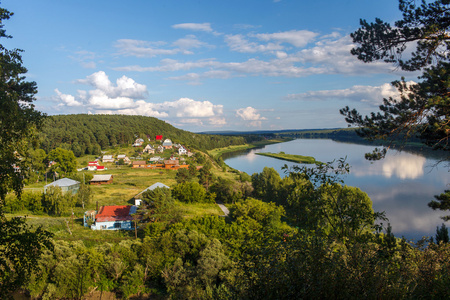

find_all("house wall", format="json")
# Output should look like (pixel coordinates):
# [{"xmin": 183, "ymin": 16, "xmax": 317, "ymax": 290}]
[
  {"xmin": 90, "ymin": 179, "xmax": 113, "ymax": 185},
  {"xmin": 92, "ymin": 220, "xmax": 134, "ymax": 230},
  {"xmin": 132, "ymin": 164, "xmax": 146, "ymax": 168}
]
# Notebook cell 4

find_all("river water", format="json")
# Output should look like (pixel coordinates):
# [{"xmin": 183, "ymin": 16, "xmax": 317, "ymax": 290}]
[{"xmin": 224, "ymin": 139, "xmax": 449, "ymax": 241}]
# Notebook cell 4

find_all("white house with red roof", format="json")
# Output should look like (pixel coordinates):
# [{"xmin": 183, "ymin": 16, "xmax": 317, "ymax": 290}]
[
  {"xmin": 85, "ymin": 205, "xmax": 137, "ymax": 230},
  {"xmin": 88, "ymin": 161, "xmax": 99, "ymax": 171}
]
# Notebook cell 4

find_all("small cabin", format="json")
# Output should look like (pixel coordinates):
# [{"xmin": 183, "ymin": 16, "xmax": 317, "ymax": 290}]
[
  {"xmin": 90, "ymin": 174, "xmax": 113, "ymax": 185},
  {"xmin": 85, "ymin": 205, "xmax": 138, "ymax": 230}
]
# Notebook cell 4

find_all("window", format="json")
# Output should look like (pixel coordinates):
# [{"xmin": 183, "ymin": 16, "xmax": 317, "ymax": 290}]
[
  {"xmin": 114, "ymin": 223, "xmax": 121, "ymax": 229},
  {"xmin": 101, "ymin": 225, "xmax": 106, "ymax": 229}
]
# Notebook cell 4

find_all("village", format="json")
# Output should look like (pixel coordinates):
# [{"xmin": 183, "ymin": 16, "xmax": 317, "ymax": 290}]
[{"xmin": 40, "ymin": 135, "xmax": 215, "ymax": 232}]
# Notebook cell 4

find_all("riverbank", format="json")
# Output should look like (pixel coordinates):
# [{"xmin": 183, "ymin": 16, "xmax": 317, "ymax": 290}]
[
  {"xmin": 208, "ymin": 138, "xmax": 291, "ymax": 159},
  {"xmin": 255, "ymin": 152, "xmax": 320, "ymax": 164}
]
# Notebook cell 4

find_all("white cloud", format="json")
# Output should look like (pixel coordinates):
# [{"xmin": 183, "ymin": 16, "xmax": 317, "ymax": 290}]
[
  {"xmin": 225, "ymin": 34, "xmax": 283, "ymax": 53},
  {"xmin": 97, "ymin": 101, "xmax": 169, "ymax": 118},
  {"xmin": 285, "ymin": 83, "xmax": 402, "ymax": 106},
  {"xmin": 172, "ymin": 35, "xmax": 209, "ymax": 51},
  {"xmin": 113, "ymin": 31, "xmax": 397, "ymax": 85},
  {"xmin": 209, "ymin": 117, "xmax": 227, "ymax": 126},
  {"xmin": 158, "ymin": 97, "xmax": 223, "ymax": 117},
  {"xmin": 55, "ymin": 89, "xmax": 83, "ymax": 107},
  {"xmin": 115, "ymin": 39, "xmax": 182, "ymax": 57},
  {"xmin": 114, "ymin": 58, "xmax": 218, "ymax": 72},
  {"xmin": 169, "ymin": 70, "xmax": 232, "ymax": 84},
  {"xmin": 172, "ymin": 22, "xmax": 218, "ymax": 35},
  {"xmin": 236, "ymin": 107, "xmax": 267, "ymax": 127},
  {"xmin": 55, "ymin": 72, "xmax": 227, "ymax": 125},
  {"xmin": 178, "ymin": 118, "xmax": 204, "ymax": 126},
  {"xmin": 77, "ymin": 71, "xmax": 148, "ymax": 101},
  {"xmin": 252, "ymin": 30, "xmax": 318, "ymax": 48}
]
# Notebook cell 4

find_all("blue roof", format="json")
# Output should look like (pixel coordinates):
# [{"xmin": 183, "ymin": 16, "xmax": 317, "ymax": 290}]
[
  {"xmin": 148, "ymin": 182, "xmax": 170, "ymax": 190},
  {"xmin": 45, "ymin": 178, "xmax": 80, "ymax": 188},
  {"xmin": 136, "ymin": 182, "xmax": 170, "ymax": 198}
]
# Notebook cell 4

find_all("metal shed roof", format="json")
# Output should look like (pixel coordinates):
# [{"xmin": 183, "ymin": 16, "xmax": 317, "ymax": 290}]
[
  {"xmin": 91, "ymin": 174, "xmax": 113, "ymax": 182},
  {"xmin": 45, "ymin": 178, "xmax": 80, "ymax": 188}
]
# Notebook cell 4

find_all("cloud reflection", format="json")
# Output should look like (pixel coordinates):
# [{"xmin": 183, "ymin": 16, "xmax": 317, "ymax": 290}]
[
  {"xmin": 382, "ymin": 154, "xmax": 426, "ymax": 179},
  {"xmin": 352, "ymin": 153, "xmax": 426, "ymax": 180}
]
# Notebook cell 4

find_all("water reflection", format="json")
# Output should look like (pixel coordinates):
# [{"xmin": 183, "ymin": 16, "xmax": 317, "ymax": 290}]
[
  {"xmin": 361, "ymin": 182, "xmax": 444, "ymax": 238},
  {"xmin": 224, "ymin": 138, "xmax": 449, "ymax": 241},
  {"xmin": 351, "ymin": 153, "xmax": 427, "ymax": 180},
  {"xmin": 382, "ymin": 154, "xmax": 426, "ymax": 179}
]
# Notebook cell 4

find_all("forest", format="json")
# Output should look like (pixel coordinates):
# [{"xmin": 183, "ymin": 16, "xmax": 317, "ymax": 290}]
[{"xmin": 39, "ymin": 114, "xmax": 248, "ymax": 156}]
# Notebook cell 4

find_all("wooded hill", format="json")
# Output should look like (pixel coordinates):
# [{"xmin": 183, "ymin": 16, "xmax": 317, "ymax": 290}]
[{"xmin": 39, "ymin": 114, "xmax": 247, "ymax": 156}]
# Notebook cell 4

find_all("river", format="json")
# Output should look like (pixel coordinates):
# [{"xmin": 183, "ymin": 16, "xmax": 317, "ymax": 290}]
[{"xmin": 224, "ymin": 138, "xmax": 449, "ymax": 241}]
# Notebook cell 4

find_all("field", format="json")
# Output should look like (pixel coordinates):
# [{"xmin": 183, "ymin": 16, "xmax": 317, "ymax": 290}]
[
  {"xmin": 14, "ymin": 155, "xmax": 226, "ymax": 243},
  {"xmin": 255, "ymin": 152, "xmax": 321, "ymax": 164}
]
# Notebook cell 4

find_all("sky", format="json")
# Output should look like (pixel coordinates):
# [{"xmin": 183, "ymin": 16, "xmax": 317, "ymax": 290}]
[{"xmin": 3, "ymin": 0, "xmax": 420, "ymax": 132}]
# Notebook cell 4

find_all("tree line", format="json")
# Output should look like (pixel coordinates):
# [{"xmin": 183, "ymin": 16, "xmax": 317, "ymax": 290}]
[{"xmin": 39, "ymin": 114, "xmax": 247, "ymax": 156}]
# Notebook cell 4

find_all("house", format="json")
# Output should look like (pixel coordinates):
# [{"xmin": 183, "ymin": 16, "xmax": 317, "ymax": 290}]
[
  {"xmin": 164, "ymin": 159, "xmax": 179, "ymax": 169},
  {"xmin": 132, "ymin": 161, "xmax": 147, "ymax": 168},
  {"xmin": 102, "ymin": 155, "xmax": 114, "ymax": 163},
  {"xmin": 156, "ymin": 145, "xmax": 164, "ymax": 153},
  {"xmin": 133, "ymin": 138, "xmax": 144, "ymax": 147},
  {"xmin": 155, "ymin": 135, "xmax": 163, "ymax": 141},
  {"xmin": 90, "ymin": 174, "xmax": 113, "ymax": 185},
  {"xmin": 44, "ymin": 178, "xmax": 80, "ymax": 195},
  {"xmin": 86, "ymin": 205, "xmax": 138, "ymax": 230},
  {"xmin": 178, "ymin": 146, "xmax": 188, "ymax": 155},
  {"xmin": 162, "ymin": 139, "xmax": 173, "ymax": 149},
  {"xmin": 117, "ymin": 154, "xmax": 131, "ymax": 164},
  {"xmin": 134, "ymin": 182, "xmax": 170, "ymax": 206},
  {"xmin": 88, "ymin": 161, "xmax": 99, "ymax": 171},
  {"xmin": 143, "ymin": 144, "xmax": 155, "ymax": 154}
]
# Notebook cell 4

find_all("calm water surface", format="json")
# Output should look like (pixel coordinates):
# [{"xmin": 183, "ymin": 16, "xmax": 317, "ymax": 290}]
[{"xmin": 224, "ymin": 139, "xmax": 449, "ymax": 241}]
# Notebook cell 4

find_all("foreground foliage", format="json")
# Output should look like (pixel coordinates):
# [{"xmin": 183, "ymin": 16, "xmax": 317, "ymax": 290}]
[
  {"xmin": 14, "ymin": 162, "xmax": 450, "ymax": 299},
  {"xmin": 341, "ymin": 0, "xmax": 450, "ymax": 219},
  {"xmin": 0, "ymin": 6, "xmax": 53, "ymax": 297}
]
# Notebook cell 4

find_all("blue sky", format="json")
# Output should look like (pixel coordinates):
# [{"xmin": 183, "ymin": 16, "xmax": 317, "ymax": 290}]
[{"xmin": 3, "ymin": 0, "xmax": 417, "ymax": 132}]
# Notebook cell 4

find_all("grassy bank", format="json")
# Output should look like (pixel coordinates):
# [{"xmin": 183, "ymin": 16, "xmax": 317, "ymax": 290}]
[
  {"xmin": 207, "ymin": 138, "xmax": 290, "ymax": 159},
  {"xmin": 255, "ymin": 152, "xmax": 321, "ymax": 164}
]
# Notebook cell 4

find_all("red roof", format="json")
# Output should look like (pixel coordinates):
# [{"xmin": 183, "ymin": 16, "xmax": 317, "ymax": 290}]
[
  {"xmin": 88, "ymin": 161, "xmax": 99, "ymax": 166},
  {"xmin": 96, "ymin": 166, "xmax": 105, "ymax": 170},
  {"xmin": 156, "ymin": 135, "xmax": 163, "ymax": 141},
  {"xmin": 96, "ymin": 205, "xmax": 133, "ymax": 222}
]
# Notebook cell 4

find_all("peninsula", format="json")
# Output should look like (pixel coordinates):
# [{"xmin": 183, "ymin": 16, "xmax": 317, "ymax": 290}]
[{"xmin": 255, "ymin": 152, "xmax": 321, "ymax": 164}]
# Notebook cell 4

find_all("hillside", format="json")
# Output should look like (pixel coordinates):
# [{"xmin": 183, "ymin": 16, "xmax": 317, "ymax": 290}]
[{"xmin": 39, "ymin": 114, "xmax": 246, "ymax": 156}]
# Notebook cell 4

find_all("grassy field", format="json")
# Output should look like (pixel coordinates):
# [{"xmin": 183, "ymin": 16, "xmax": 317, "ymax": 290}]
[
  {"xmin": 25, "ymin": 165, "xmax": 178, "ymax": 208},
  {"xmin": 255, "ymin": 152, "xmax": 321, "ymax": 164},
  {"xmin": 207, "ymin": 138, "xmax": 288, "ymax": 159},
  {"xmin": 13, "ymin": 197, "xmax": 224, "ymax": 244},
  {"xmin": 15, "ymin": 150, "xmax": 228, "ymax": 242}
]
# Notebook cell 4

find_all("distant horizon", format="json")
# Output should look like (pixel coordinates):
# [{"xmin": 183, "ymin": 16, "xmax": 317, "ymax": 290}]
[{"xmin": 4, "ymin": 0, "xmax": 413, "ymax": 132}]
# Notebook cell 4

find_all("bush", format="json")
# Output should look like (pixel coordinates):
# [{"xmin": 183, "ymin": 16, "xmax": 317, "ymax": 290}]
[{"xmin": 172, "ymin": 182, "xmax": 213, "ymax": 204}]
